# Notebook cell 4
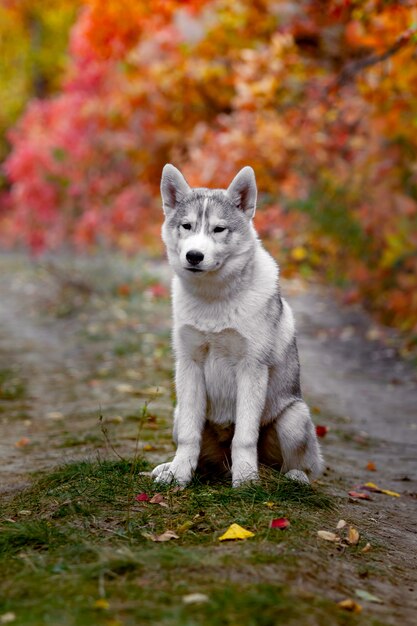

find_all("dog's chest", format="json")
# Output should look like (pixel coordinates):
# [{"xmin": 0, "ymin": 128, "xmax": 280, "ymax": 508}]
[
  {"xmin": 179, "ymin": 324, "xmax": 246, "ymax": 425},
  {"xmin": 179, "ymin": 324, "xmax": 246, "ymax": 364}
]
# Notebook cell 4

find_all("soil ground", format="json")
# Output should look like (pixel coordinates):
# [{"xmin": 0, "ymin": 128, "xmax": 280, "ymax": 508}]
[{"xmin": 0, "ymin": 251, "xmax": 416, "ymax": 626}]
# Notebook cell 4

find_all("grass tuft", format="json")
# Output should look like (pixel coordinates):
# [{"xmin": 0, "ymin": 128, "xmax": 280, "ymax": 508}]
[{"xmin": 0, "ymin": 458, "xmax": 387, "ymax": 626}]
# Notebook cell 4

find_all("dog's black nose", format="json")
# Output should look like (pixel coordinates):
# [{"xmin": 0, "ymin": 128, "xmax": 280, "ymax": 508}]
[{"xmin": 186, "ymin": 250, "xmax": 204, "ymax": 266}]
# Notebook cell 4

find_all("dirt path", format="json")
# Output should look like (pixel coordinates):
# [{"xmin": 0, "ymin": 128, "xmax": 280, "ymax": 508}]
[{"xmin": 0, "ymin": 252, "xmax": 416, "ymax": 623}]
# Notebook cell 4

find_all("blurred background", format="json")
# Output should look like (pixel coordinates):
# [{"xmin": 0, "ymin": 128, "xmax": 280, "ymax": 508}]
[{"xmin": 0, "ymin": 0, "xmax": 416, "ymax": 344}]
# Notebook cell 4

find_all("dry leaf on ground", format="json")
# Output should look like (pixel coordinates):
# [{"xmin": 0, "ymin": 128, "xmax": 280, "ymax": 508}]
[
  {"xmin": 366, "ymin": 461, "xmax": 376, "ymax": 471},
  {"xmin": 337, "ymin": 599, "xmax": 362, "ymax": 613},
  {"xmin": 317, "ymin": 530, "xmax": 340, "ymax": 542},
  {"xmin": 336, "ymin": 519, "xmax": 346, "ymax": 529},
  {"xmin": 149, "ymin": 494, "xmax": 169, "ymax": 508},
  {"xmin": 355, "ymin": 589, "xmax": 383, "ymax": 604},
  {"xmin": 142, "ymin": 530, "xmax": 179, "ymax": 542},
  {"xmin": 182, "ymin": 593, "xmax": 209, "ymax": 605},
  {"xmin": 348, "ymin": 526, "xmax": 360, "ymax": 545},
  {"xmin": 362, "ymin": 542, "xmax": 372, "ymax": 553},
  {"xmin": 219, "ymin": 523, "xmax": 255, "ymax": 541},
  {"xmin": 14, "ymin": 437, "xmax": 30, "ymax": 448}
]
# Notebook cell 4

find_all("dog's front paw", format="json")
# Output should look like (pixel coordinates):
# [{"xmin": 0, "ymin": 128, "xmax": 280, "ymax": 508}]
[
  {"xmin": 232, "ymin": 465, "xmax": 259, "ymax": 488},
  {"xmin": 151, "ymin": 462, "xmax": 172, "ymax": 479},
  {"xmin": 285, "ymin": 469, "xmax": 309, "ymax": 484},
  {"xmin": 152, "ymin": 460, "xmax": 192, "ymax": 486}
]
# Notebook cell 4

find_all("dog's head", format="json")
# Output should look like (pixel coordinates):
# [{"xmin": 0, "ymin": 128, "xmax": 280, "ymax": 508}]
[{"xmin": 160, "ymin": 164, "xmax": 257, "ymax": 280}]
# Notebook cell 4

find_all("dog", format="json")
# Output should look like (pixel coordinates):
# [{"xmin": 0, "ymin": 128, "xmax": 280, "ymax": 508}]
[{"xmin": 152, "ymin": 164, "xmax": 323, "ymax": 486}]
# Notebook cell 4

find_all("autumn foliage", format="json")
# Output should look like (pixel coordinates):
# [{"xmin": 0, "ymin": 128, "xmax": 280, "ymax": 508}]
[{"xmin": 1, "ymin": 0, "xmax": 417, "ymax": 334}]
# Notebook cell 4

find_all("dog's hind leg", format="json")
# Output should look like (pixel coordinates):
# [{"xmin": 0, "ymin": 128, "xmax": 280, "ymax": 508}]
[{"xmin": 275, "ymin": 401, "xmax": 323, "ymax": 483}]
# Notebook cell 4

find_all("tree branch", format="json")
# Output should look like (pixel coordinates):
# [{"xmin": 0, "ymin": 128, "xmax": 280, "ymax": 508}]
[{"xmin": 334, "ymin": 27, "xmax": 417, "ymax": 88}]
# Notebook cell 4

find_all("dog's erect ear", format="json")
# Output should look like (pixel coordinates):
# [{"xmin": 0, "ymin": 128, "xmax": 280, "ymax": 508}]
[
  {"xmin": 161, "ymin": 164, "xmax": 191, "ymax": 214},
  {"xmin": 226, "ymin": 166, "xmax": 257, "ymax": 219}
]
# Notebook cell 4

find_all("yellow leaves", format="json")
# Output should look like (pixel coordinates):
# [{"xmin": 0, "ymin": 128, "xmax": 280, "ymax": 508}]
[
  {"xmin": 363, "ymin": 482, "xmax": 400, "ymax": 498},
  {"xmin": 219, "ymin": 523, "xmax": 255, "ymax": 542},
  {"xmin": 347, "ymin": 526, "xmax": 360, "ymax": 546},
  {"xmin": 93, "ymin": 599, "xmax": 110, "ymax": 610},
  {"xmin": 337, "ymin": 599, "xmax": 362, "ymax": 613}
]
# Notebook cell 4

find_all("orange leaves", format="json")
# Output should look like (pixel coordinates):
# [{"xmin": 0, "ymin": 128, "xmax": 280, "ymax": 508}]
[
  {"xmin": 3, "ymin": 0, "xmax": 417, "ymax": 337},
  {"xmin": 82, "ymin": 0, "xmax": 210, "ymax": 59}
]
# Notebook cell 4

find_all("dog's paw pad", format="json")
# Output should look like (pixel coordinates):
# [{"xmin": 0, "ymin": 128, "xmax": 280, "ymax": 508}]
[{"xmin": 285, "ymin": 469, "xmax": 309, "ymax": 484}]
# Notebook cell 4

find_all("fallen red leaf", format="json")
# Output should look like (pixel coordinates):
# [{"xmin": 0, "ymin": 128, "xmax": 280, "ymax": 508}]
[
  {"xmin": 366, "ymin": 461, "xmax": 376, "ymax": 471},
  {"xmin": 316, "ymin": 425, "xmax": 329, "ymax": 437},
  {"xmin": 135, "ymin": 493, "xmax": 150, "ymax": 502},
  {"xmin": 14, "ymin": 437, "xmax": 30, "ymax": 448},
  {"xmin": 348, "ymin": 491, "xmax": 372, "ymax": 500},
  {"xmin": 270, "ymin": 517, "xmax": 290, "ymax": 529}
]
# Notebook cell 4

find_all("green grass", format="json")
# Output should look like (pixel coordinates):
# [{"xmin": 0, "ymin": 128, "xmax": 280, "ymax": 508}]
[
  {"xmin": 0, "ymin": 367, "xmax": 26, "ymax": 401},
  {"xmin": 0, "ymin": 458, "xmax": 389, "ymax": 626}
]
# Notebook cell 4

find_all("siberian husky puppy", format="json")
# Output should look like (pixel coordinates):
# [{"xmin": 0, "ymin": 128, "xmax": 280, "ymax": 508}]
[{"xmin": 152, "ymin": 164, "xmax": 323, "ymax": 486}]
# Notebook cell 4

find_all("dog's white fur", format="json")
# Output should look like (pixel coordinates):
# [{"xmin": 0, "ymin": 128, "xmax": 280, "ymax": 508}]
[{"xmin": 152, "ymin": 165, "xmax": 323, "ymax": 486}]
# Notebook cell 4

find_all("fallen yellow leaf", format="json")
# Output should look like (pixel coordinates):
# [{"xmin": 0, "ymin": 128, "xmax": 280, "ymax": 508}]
[
  {"xmin": 348, "ymin": 526, "xmax": 360, "ymax": 545},
  {"xmin": 264, "ymin": 502, "xmax": 274, "ymax": 508},
  {"xmin": 219, "ymin": 523, "xmax": 255, "ymax": 541},
  {"xmin": 177, "ymin": 520, "xmax": 194, "ymax": 534},
  {"xmin": 363, "ymin": 482, "xmax": 400, "ymax": 497},
  {"xmin": 317, "ymin": 530, "xmax": 340, "ymax": 542},
  {"xmin": 337, "ymin": 599, "xmax": 362, "ymax": 613},
  {"xmin": 93, "ymin": 599, "xmax": 110, "ymax": 610}
]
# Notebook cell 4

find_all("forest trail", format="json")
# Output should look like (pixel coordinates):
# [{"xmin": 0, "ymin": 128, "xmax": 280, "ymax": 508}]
[{"xmin": 0, "ymin": 252, "xmax": 416, "ymax": 624}]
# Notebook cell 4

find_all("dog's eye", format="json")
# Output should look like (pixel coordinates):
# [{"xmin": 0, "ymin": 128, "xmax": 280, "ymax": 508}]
[
  {"xmin": 213, "ymin": 226, "xmax": 226, "ymax": 233},
  {"xmin": 181, "ymin": 223, "xmax": 192, "ymax": 230}
]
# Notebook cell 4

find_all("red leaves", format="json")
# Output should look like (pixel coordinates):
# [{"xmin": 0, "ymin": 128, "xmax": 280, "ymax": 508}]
[
  {"xmin": 315, "ymin": 425, "xmax": 329, "ymax": 438},
  {"xmin": 135, "ymin": 493, "xmax": 150, "ymax": 502},
  {"xmin": 348, "ymin": 491, "xmax": 372, "ymax": 501},
  {"xmin": 3, "ymin": 0, "xmax": 417, "ymax": 335},
  {"xmin": 135, "ymin": 492, "xmax": 168, "ymax": 507},
  {"xmin": 270, "ymin": 518, "xmax": 290, "ymax": 530}
]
